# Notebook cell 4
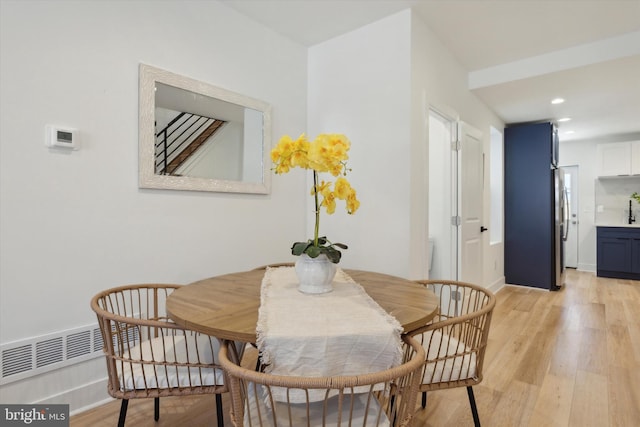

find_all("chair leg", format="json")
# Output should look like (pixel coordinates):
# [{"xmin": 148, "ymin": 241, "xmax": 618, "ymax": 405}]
[
  {"xmin": 421, "ymin": 391, "xmax": 427, "ymax": 409},
  {"xmin": 389, "ymin": 393, "xmax": 396, "ymax": 423},
  {"xmin": 154, "ymin": 397, "xmax": 160, "ymax": 421},
  {"xmin": 216, "ymin": 394, "xmax": 224, "ymax": 427},
  {"xmin": 117, "ymin": 399, "xmax": 128, "ymax": 427},
  {"xmin": 467, "ymin": 386, "xmax": 481, "ymax": 427}
]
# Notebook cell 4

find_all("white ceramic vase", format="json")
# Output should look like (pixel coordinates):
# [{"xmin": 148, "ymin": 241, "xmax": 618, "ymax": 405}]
[{"xmin": 295, "ymin": 253, "xmax": 337, "ymax": 294}]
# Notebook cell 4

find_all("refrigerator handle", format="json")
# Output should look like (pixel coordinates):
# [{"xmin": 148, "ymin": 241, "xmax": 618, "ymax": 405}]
[{"xmin": 562, "ymin": 187, "xmax": 570, "ymax": 241}]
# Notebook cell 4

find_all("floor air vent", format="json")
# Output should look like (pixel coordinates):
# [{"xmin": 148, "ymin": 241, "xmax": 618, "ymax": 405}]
[{"xmin": 1, "ymin": 324, "xmax": 103, "ymax": 385}]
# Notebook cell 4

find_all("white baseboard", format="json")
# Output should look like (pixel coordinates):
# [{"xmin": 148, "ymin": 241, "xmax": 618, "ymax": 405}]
[
  {"xmin": 488, "ymin": 276, "xmax": 505, "ymax": 294},
  {"xmin": 577, "ymin": 263, "xmax": 596, "ymax": 273},
  {"xmin": 0, "ymin": 357, "xmax": 111, "ymax": 415},
  {"xmin": 33, "ymin": 377, "xmax": 113, "ymax": 416}
]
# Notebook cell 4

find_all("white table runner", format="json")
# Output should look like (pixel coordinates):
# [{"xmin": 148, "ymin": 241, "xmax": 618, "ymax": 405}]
[{"xmin": 256, "ymin": 267, "xmax": 403, "ymax": 402}]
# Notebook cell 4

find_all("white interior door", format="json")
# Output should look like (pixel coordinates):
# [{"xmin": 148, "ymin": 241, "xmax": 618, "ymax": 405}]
[
  {"xmin": 458, "ymin": 122, "xmax": 484, "ymax": 284},
  {"xmin": 563, "ymin": 165, "xmax": 579, "ymax": 268}
]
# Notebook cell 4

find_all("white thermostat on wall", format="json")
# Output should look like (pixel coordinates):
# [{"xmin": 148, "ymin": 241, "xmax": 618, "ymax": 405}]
[{"xmin": 46, "ymin": 125, "xmax": 79, "ymax": 150}]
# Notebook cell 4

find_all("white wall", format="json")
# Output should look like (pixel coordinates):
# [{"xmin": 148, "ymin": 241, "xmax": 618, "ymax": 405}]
[
  {"xmin": 411, "ymin": 11, "xmax": 506, "ymax": 289},
  {"xmin": 307, "ymin": 10, "xmax": 506, "ymax": 287},
  {"xmin": 0, "ymin": 0, "xmax": 308, "ymax": 409},
  {"xmin": 307, "ymin": 10, "xmax": 413, "ymax": 277},
  {"xmin": 560, "ymin": 133, "xmax": 640, "ymax": 271}
]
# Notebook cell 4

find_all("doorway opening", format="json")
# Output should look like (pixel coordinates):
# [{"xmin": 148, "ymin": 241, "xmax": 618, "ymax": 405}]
[
  {"xmin": 428, "ymin": 109, "xmax": 457, "ymax": 280},
  {"xmin": 562, "ymin": 165, "xmax": 579, "ymax": 268}
]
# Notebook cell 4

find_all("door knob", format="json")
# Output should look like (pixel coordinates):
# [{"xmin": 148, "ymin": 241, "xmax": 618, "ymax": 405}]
[{"xmin": 480, "ymin": 226, "xmax": 488, "ymax": 232}]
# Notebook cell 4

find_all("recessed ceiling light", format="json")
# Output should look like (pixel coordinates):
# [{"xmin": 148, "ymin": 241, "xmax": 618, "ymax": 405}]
[
  {"xmin": 557, "ymin": 117, "xmax": 571, "ymax": 122},
  {"xmin": 564, "ymin": 130, "xmax": 575, "ymax": 134},
  {"xmin": 551, "ymin": 98, "xmax": 565, "ymax": 105}
]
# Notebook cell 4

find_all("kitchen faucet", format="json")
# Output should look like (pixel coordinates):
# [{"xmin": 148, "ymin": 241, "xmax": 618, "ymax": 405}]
[{"xmin": 629, "ymin": 200, "xmax": 636, "ymax": 225}]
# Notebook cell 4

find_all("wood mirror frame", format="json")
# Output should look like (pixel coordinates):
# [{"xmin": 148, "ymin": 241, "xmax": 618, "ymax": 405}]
[{"xmin": 138, "ymin": 63, "xmax": 271, "ymax": 194}]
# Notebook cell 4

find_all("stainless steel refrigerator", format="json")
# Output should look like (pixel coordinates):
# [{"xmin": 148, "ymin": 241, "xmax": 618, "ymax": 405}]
[{"xmin": 505, "ymin": 121, "xmax": 569, "ymax": 291}]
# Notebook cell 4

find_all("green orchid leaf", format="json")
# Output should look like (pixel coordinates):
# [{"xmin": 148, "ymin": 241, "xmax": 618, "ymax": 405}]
[
  {"xmin": 305, "ymin": 245, "xmax": 322, "ymax": 258},
  {"xmin": 291, "ymin": 241, "xmax": 312, "ymax": 256},
  {"xmin": 324, "ymin": 247, "xmax": 342, "ymax": 263},
  {"xmin": 333, "ymin": 243, "xmax": 348, "ymax": 249}
]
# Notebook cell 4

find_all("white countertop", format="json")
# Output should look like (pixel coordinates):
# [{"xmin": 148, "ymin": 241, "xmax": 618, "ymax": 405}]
[{"xmin": 596, "ymin": 223, "xmax": 640, "ymax": 228}]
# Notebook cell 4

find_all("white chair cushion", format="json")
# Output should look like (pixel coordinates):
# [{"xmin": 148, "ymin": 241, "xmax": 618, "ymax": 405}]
[
  {"xmin": 244, "ymin": 382, "xmax": 391, "ymax": 427},
  {"xmin": 117, "ymin": 334, "xmax": 226, "ymax": 390},
  {"xmin": 420, "ymin": 330, "xmax": 477, "ymax": 384}
]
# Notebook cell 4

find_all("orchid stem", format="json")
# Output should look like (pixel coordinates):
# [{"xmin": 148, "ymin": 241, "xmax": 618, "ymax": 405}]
[{"xmin": 313, "ymin": 171, "xmax": 320, "ymax": 247}]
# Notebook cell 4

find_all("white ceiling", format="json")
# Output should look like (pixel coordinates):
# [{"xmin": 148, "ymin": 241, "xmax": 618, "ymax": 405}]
[{"xmin": 221, "ymin": 0, "xmax": 640, "ymax": 142}]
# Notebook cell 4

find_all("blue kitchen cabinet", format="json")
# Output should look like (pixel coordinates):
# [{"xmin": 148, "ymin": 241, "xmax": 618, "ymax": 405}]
[
  {"xmin": 633, "ymin": 238, "xmax": 640, "ymax": 274},
  {"xmin": 597, "ymin": 226, "xmax": 640, "ymax": 280}
]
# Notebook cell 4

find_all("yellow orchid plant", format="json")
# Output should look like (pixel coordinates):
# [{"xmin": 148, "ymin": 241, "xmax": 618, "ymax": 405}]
[
  {"xmin": 632, "ymin": 192, "xmax": 640, "ymax": 204},
  {"xmin": 271, "ymin": 133, "xmax": 360, "ymax": 263}
]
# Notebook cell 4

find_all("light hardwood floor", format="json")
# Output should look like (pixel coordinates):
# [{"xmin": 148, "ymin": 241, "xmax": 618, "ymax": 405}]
[{"xmin": 71, "ymin": 270, "xmax": 640, "ymax": 426}]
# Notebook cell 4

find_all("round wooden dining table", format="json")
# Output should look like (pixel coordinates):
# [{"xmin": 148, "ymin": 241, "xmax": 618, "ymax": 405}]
[{"xmin": 166, "ymin": 268, "xmax": 439, "ymax": 343}]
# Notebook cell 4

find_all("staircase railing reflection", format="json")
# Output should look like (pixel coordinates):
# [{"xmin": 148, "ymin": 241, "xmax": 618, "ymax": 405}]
[{"xmin": 155, "ymin": 113, "xmax": 224, "ymax": 175}]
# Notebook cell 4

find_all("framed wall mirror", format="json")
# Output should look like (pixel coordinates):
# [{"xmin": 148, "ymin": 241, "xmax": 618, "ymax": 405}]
[{"xmin": 139, "ymin": 63, "xmax": 271, "ymax": 193}]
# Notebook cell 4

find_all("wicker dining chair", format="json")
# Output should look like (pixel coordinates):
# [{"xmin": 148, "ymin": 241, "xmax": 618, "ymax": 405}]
[
  {"xmin": 219, "ymin": 335, "xmax": 425, "ymax": 427},
  {"xmin": 91, "ymin": 284, "xmax": 241, "ymax": 427},
  {"xmin": 409, "ymin": 280, "xmax": 496, "ymax": 427}
]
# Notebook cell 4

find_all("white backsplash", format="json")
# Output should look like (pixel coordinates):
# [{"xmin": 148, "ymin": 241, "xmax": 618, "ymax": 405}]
[{"xmin": 595, "ymin": 177, "xmax": 640, "ymax": 225}]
